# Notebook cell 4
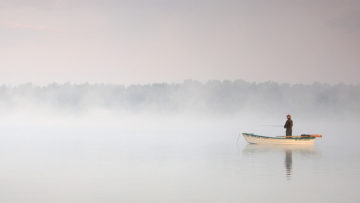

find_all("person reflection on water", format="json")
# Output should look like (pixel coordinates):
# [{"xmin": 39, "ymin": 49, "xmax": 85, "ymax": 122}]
[
  {"xmin": 285, "ymin": 150, "xmax": 293, "ymax": 180},
  {"xmin": 284, "ymin": 114, "xmax": 293, "ymax": 137}
]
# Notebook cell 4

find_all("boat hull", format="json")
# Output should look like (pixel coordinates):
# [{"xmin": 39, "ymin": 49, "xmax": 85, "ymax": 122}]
[{"xmin": 242, "ymin": 133, "xmax": 315, "ymax": 145}]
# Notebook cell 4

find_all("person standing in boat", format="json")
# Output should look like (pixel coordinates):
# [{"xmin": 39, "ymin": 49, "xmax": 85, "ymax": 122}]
[{"xmin": 284, "ymin": 114, "xmax": 293, "ymax": 137}]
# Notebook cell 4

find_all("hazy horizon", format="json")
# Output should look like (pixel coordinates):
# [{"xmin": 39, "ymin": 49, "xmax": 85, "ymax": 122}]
[
  {"xmin": 0, "ymin": 80, "xmax": 358, "ymax": 119},
  {"xmin": 1, "ymin": 79, "xmax": 360, "ymax": 86}
]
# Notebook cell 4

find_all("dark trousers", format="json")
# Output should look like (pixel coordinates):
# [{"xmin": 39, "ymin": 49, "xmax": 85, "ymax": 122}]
[{"xmin": 286, "ymin": 129, "xmax": 292, "ymax": 137}]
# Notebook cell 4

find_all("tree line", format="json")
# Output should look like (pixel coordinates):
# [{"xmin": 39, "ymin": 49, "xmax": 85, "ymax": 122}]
[{"xmin": 0, "ymin": 80, "xmax": 359, "ymax": 116}]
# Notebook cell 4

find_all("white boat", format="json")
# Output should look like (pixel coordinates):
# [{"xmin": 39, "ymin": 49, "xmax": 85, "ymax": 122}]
[{"xmin": 242, "ymin": 133, "xmax": 316, "ymax": 145}]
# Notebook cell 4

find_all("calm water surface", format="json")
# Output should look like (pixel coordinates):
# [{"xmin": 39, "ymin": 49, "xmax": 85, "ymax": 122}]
[{"xmin": 0, "ymin": 117, "xmax": 359, "ymax": 202}]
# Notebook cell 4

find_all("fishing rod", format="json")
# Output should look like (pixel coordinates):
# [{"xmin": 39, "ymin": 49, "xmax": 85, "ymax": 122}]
[{"xmin": 261, "ymin": 125, "xmax": 283, "ymax": 127}]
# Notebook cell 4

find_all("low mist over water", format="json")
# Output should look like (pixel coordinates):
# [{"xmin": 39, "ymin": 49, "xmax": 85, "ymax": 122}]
[
  {"xmin": 0, "ymin": 81, "xmax": 359, "ymax": 202},
  {"xmin": 1, "ymin": 80, "xmax": 359, "ymax": 117}
]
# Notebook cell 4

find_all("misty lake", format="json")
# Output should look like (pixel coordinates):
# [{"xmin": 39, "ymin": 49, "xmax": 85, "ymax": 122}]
[{"xmin": 0, "ymin": 115, "xmax": 359, "ymax": 203}]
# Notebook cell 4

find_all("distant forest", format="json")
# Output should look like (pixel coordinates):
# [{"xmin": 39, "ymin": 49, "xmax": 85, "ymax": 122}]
[{"xmin": 0, "ymin": 80, "xmax": 359, "ymax": 116}]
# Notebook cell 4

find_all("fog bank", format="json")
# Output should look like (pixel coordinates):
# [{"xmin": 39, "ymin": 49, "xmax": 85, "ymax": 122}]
[{"xmin": 0, "ymin": 80, "xmax": 359, "ymax": 119}]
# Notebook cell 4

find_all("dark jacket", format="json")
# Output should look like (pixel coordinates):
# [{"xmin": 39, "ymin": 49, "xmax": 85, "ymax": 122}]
[{"xmin": 284, "ymin": 119, "xmax": 293, "ymax": 130}]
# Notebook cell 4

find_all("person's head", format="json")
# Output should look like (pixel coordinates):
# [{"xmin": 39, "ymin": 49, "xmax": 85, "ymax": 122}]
[{"xmin": 287, "ymin": 114, "xmax": 291, "ymax": 119}]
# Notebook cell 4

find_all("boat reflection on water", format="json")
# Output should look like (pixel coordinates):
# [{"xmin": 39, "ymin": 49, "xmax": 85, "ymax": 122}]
[{"xmin": 242, "ymin": 144, "xmax": 317, "ymax": 180}]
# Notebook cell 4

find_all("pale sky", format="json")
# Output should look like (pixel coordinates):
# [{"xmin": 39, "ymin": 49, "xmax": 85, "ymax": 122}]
[{"xmin": 1, "ymin": 0, "xmax": 359, "ymax": 85}]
